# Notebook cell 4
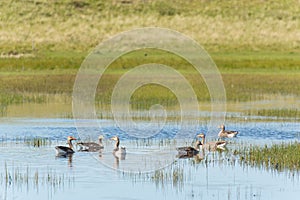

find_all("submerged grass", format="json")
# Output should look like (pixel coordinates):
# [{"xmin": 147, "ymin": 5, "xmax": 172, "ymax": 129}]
[
  {"xmin": 0, "ymin": 136, "xmax": 55, "ymax": 147},
  {"xmin": 2, "ymin": 163, "xmax": 74, "ymax": 189},
  {"xmin": 121, "ymin": 160, "xmax": 185, "ymax": 190}
]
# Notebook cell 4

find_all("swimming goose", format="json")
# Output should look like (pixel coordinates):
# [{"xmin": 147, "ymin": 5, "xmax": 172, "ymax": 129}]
[
  {"xmin": 111, "ymin": 136, "xmax": 126, "ymax": 158},
  {"xmin": 197, "ymin": 133, "xmax": 227, "ymax": 151},
  {"xmin": 218, "ymin": 125, "xmax": 238, "ymax": 138},
  {"xmin": 55, "ymin": 136, "xmax": 76, "ymax": 156},
  {"xmin": 77, "ymin": 135, "xmax": 104, "ymax": 152},
  {"xmin": 176, "ymin": 140, "xmax": 201, "ymax": 158}
]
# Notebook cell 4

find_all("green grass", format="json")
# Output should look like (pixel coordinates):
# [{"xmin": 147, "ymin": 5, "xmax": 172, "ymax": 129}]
[
  {"xmin": 0, "ymin": 0, "xmax": 299, "ymax": 117},
  {"xmin": 236, "ymin": 142, "xmax": 300, "ymax": 172}
]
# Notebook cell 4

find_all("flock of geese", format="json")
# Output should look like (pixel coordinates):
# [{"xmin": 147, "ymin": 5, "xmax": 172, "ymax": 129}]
[
  {"xmin": 176, "ymin": 125, "xmax": 239, "ymax": 158},
  {"xmin": 55, "ymin": 125, "xmax": 238, "ymax": 159},
  {"xmin": 55, "ymin": 135, "xmax": 126, "ymax": 157}
]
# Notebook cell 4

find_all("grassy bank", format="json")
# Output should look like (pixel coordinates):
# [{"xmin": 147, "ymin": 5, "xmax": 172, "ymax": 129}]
[{"xmin": 0, "ymin": 0, "xmax": 299, "ymax": 117}]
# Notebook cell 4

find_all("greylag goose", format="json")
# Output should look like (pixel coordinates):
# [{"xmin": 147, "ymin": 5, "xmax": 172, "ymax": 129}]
[
  {"xmin": 55, "ymin": 136, "xmax": 76, "ymax": 156},
  {"xmin": 176, "ymin": 140, "xmax": 201, "ymax": 158},
  {"xmin": 218, "ymin": 125, "xmax": 238, "ymax": 138},
  {"xmin": 197, "ymin": 133, "xmax": 227, "ymax": 150},
  {"xmin": 77, "ymin": 135, "xmax": 104, "ymax": 152},
  {"xmin": 111, "ymin": 136, "xmax": 126, "ymax": 158}
]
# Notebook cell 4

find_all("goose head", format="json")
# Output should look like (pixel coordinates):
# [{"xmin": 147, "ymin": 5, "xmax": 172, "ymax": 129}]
[
  {"xmin": 110, "ymin": 136, "xmax": 119, "ymax": 141},
  {"xmin": 219, "ymin": 124, "xmax": 225, "ymax": 129},
  {"xmin": 67, "ymin": 136, "xmax": 77, "ymax": 141},
  {"xmin": 196, "ymin": 133, "xmax": 205, "ymax": 138}
]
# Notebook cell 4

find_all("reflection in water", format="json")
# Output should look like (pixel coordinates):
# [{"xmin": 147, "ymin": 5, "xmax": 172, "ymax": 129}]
[
  {"xmin": 55, "ymin": 154, "xmax": 74, "ymax": 167},
  {"xmin": 193, "ymin": 151, "xmax": 205, "ymax": 164},
  {"xmin": 113, "ymin": 152, "xmax": 126, "ymax": 170},
  {"xmin": 98, "ymin": 149, "xmax": 104, "ymax": 159},
  {"xmin": 0, "ymin": 161, "xmax": 75, "ymax": 200},
  {"xmin": 1, "ymin": 119, "xmax": 300, "ymax": 200}
]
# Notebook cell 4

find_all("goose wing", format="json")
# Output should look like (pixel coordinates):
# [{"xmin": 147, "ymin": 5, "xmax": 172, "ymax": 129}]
[
  {"xmin": 77, "ymin": 142, "xmax": 102, "ymax": 152},
  {"xmin": 55, "ymin": 146, "xmax": 74, "ymax": 154}
]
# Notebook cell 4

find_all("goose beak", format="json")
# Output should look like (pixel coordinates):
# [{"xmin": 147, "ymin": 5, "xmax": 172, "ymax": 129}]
[
  {"xmin": 110, "ymin": 137, "xmax": 116, "ymax": 141},
  {"xmin": 68, "ymin": 136, "xmax": 77, "ymax": 140}
]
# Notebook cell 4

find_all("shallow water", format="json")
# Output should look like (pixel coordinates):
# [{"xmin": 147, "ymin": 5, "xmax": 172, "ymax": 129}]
[{"xmin": 0, "ymin": 118, "xmax": 300, "ymax": 200}]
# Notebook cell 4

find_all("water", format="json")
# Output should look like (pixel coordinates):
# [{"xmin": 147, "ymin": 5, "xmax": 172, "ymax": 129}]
[{"xmin": 0, "ymin": 118, "xmax": 300, "ymax": 200}]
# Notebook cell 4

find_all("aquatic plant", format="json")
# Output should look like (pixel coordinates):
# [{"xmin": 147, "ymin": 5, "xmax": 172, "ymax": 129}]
[
  {"xmin": 2, "ymin": 163, "xmax": 74, "ymax": 189},
  {"xmin": 236, "ymin": 141, "xmax": 300, "ymax": 172},
  {"xmin": 24, "ymin": 137, "xmax": 52, "ymax": 147}
]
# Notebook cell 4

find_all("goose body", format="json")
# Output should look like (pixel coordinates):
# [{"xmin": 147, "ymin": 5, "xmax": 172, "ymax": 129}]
[
  {"xmin": 55, "ymin": 136, "xmax": 76, "ymax": 156},
  {"xmin": 176, "ymin": 140, "xmax": 201, "ymax": 158},
  {"xmin": 197, "ymin": 133, "xmax": 227, "ymax": 151},
  {"xmin": 111, "ymin": 136, "xmax": 126, "ymax": 159},
  {"xmin": 77, "ymin": 135, "xmax": 104, "ymax": 152},
  {"xmin": 218, "ymin": 125, "xmax": 238, "ymax": 138}
]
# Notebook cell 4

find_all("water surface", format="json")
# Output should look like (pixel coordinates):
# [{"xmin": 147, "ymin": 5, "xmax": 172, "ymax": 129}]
[{"xmin": 1, "ymin": 118, "xmax": 300, "ymax": 200}]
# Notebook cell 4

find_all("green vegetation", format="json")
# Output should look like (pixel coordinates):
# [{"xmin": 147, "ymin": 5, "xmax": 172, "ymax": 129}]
[
  {"xmin": 2, "ymin": 163, "xmax": 74, "ymax": 188},
  {"xmin": 236, "ymin": 142, "xmax": 300, "ymax": 172},
  {"xmin": 246, "ymin": 109, "xmax": 300, "ymax": 119},
  {"xmin": 0, "ymin": 0, "xmax": 299, "ymax": 117}
]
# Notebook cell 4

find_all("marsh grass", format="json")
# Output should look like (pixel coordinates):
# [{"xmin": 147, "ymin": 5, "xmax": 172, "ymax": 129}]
[
  {"xmin": 0, "ymin": 136, "xmax": 56, "ymax": 148},
  {"xmin": 2, "ymin": 163, "xmax": 74, "ymax": 189},
  {"xmin": 236, "ymin": 142, "xmax": 300, "ymax": 172},
  {"xmin": 24, "ymin": 137, "xmax": 52, "ymax": 147},
  {"xmin": 121, "ymin": 160, "xmax": 185, "ymax": 190},
  {"xmin": 246, "ymin": 108, "xmax": 300, "ymax": 119},
  {"xmin": 1, "ymin": 50, "xmax": 299, "ymax": 111}
]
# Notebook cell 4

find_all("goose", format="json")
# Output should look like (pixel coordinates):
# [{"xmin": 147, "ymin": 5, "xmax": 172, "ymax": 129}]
[
  {"xmin": 77, "ymin": 135, "xmax": 104, "ymax": 152},
  {"xmin": 55, "ymin": 136, "xmax": 76, "ymax": 156},
  {"xmin": 197, "ymin": 133, "xmax": 227, "ymax": 151},
  {"xmin": 111, "ymin": 136, "xmax": 126, "ymax": 159},
  {"xmin": 218, "ymin": 125, "xmax": 238, "ymax": 138},
  {"xmin": 176, "ymin": 140, "xmax": 201, "ymax": 158}
]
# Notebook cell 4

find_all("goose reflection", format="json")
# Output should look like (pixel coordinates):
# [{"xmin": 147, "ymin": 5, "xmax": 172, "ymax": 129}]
[
  {"xmin": 55, "ymin": 153, "xmax": 74, "ymax": 167},
  {"xmin": 110, "ymin": 136, "xmax": 126, "ymax": 169},
  {"xmin": 113, "ymin": 152, "xmax": 126, "ymax": 169}
]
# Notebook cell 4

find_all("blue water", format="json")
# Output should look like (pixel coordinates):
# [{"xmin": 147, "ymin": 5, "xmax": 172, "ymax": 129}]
[{"xmin": 0, "ymin": 118, "xmax": 300, "ymax": 200}]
